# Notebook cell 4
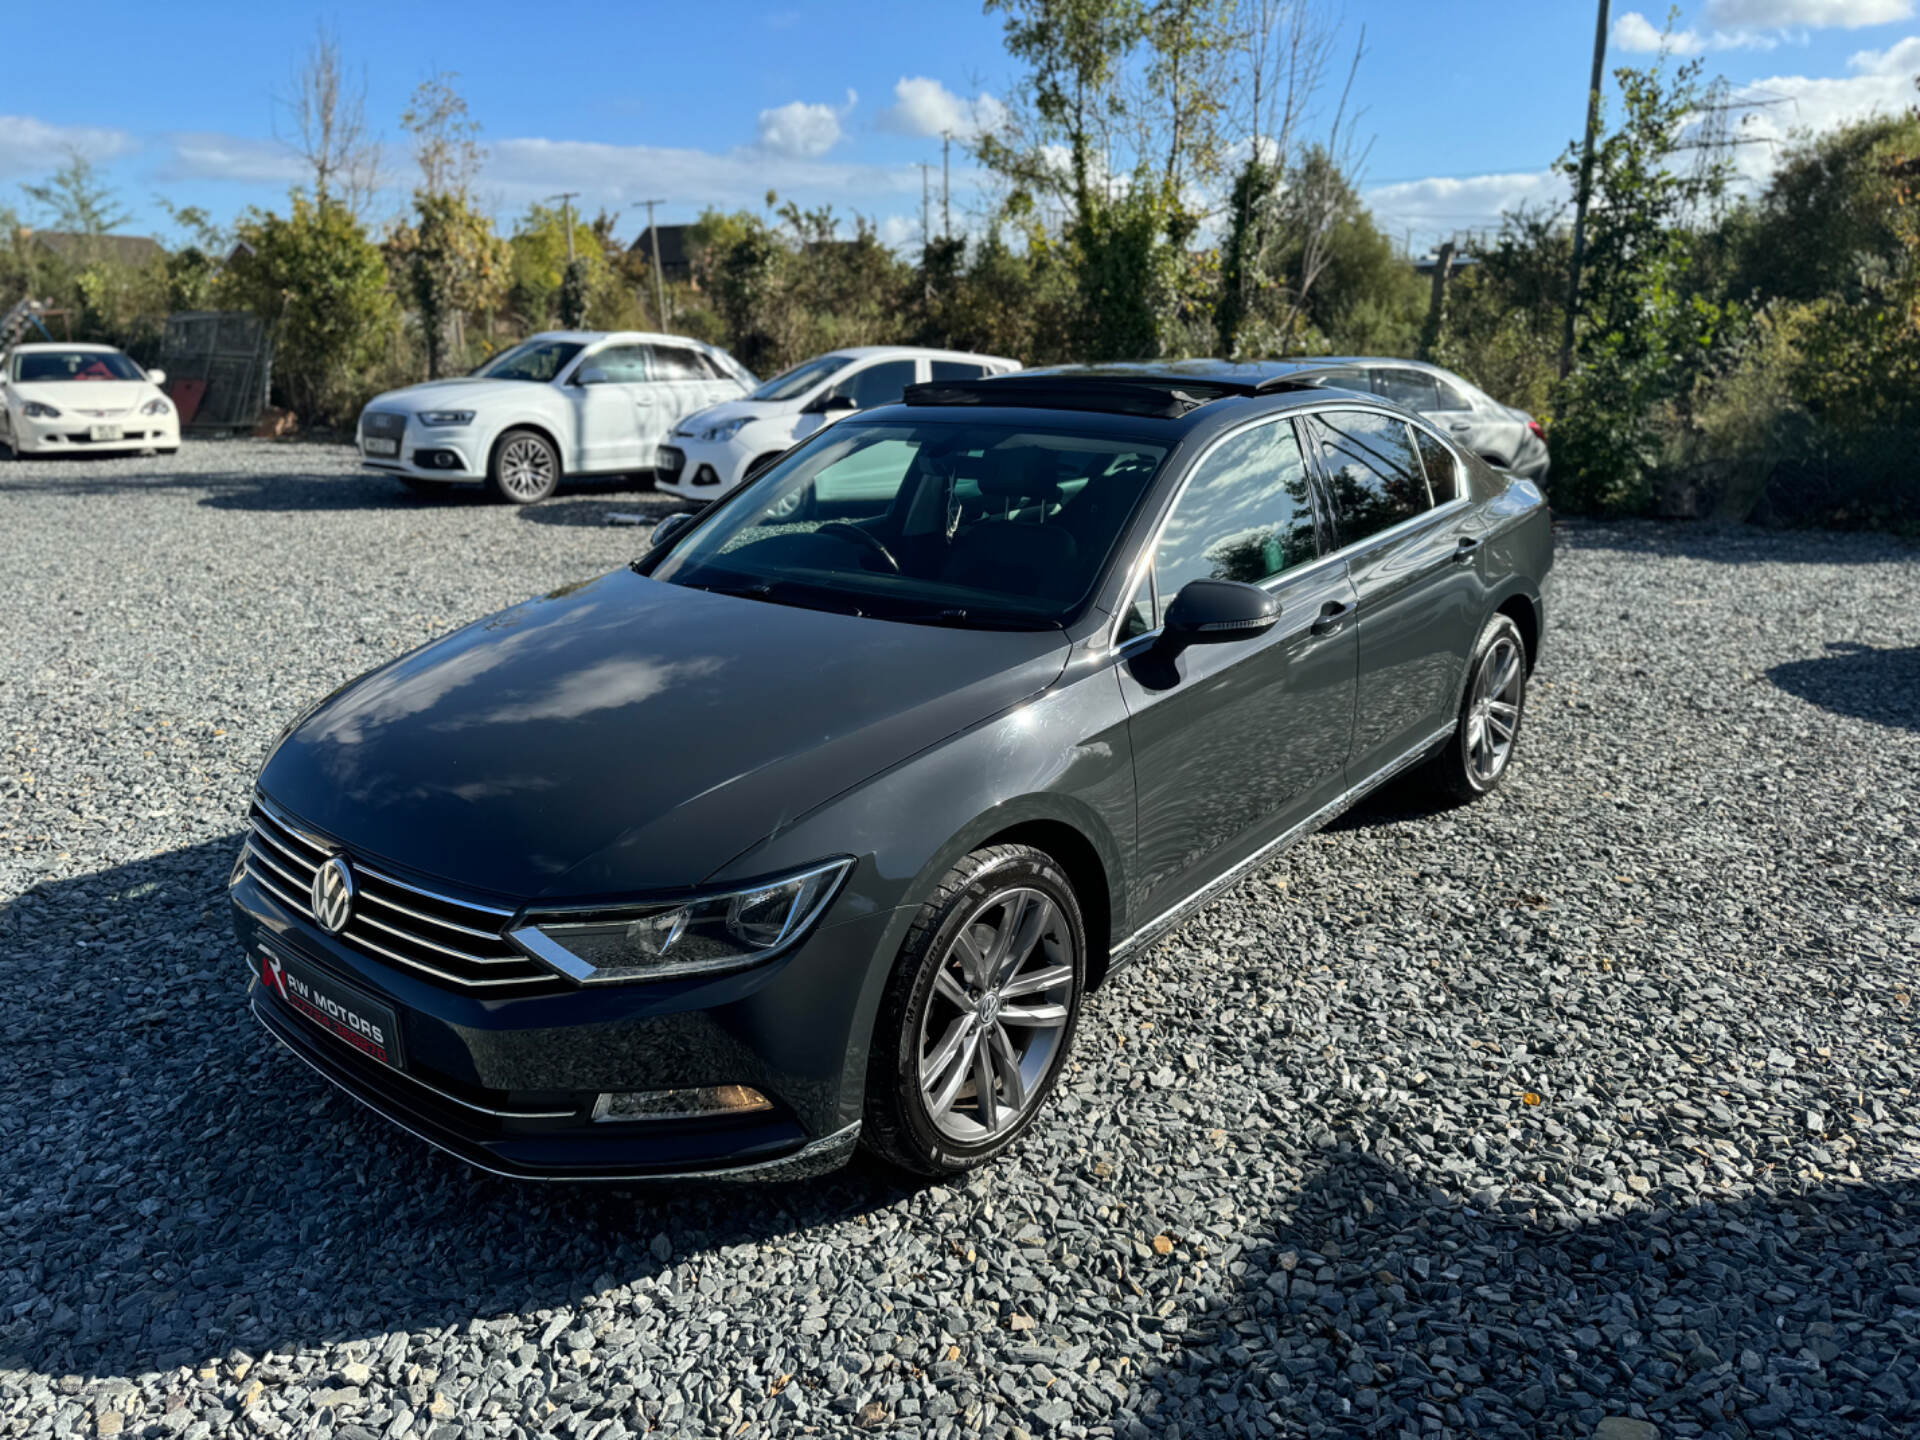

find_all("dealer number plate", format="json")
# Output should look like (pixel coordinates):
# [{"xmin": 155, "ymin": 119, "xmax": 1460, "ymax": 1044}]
[
  {"xmin": 363, "ymin": 437, "xmax": 400, "ymax": 457},
  {"xmin": 259, "ymin": 948, "xmax": 404, "ymax": 1070},
  {"xmin": 89, "ymin": 424, "xmax": 123, "ymax": 442}
]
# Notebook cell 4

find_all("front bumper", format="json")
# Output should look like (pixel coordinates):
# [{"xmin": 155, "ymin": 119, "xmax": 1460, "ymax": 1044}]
[
  {"xmin": 654, "ymin": 436, "xmax": 755, "ymax": 499},
  {"xmin": 231, "ymin": 858, "xmax": 896, "ymax": 1180},
  {"xmin": 358, "ymin": 418, "xmax": 486, "ymax": 481},
  {"xmin": 12, "ymin": 412, "xmax": 179, "ymax": 453}
]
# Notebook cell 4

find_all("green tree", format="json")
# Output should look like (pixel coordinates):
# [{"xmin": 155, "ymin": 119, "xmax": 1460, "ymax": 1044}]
[
  {"xmin": 507, "ymin": 204, "xmax": 606, "ymax": 328},
  {"xmin": 221, "ymin": 194, "xmax": 396, "ymax": 425},
  {"xmin": 1550, "ymin": 57, "xmax": 1730, "ymax": 513},
  {"xmin": 21, "ymin": 152, "xmax": 130, "ymax": 236}
]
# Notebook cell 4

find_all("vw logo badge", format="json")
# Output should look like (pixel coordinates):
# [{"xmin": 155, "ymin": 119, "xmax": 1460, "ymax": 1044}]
[{"xmin": 311, "ymin": 855, "xmax": 355, "ymax": 935}]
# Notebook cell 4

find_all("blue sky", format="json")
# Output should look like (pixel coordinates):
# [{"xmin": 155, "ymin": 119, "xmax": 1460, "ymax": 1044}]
[{"xmin": 3, "ymin": 0, "xmax": 1915, "ymax": 255}]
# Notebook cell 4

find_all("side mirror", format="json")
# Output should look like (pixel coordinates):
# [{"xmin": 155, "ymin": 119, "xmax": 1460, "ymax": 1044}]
[
  {"xmin": 805, "ymin": 392, "xmax": 858, "ymax": 415},
  {"xmin": 648, "ymin": 512, "xmax": 696, "ymax": 550},
  {"xmin": 1162, "ymin": 579, "xmax": 1280, "ymax": 646},
  {"xmin": 146, "ymin": 367, "xmax": 167, "ymax": 387}
]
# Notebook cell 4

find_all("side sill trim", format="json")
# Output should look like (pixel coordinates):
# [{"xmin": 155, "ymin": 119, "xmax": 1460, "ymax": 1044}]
[{"xmin": 1108, "ymin": 718, "xmax": 1457, "ymax": 966}]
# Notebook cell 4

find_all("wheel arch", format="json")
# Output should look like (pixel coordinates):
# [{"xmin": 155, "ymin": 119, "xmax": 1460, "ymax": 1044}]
[
  {"xmin": 1490, "ymin": 584, "xmax": 1541, "ymax": 672},
  {"xmin": 488, "ymin": 419, "xmax": 566, "ymax": 477}
]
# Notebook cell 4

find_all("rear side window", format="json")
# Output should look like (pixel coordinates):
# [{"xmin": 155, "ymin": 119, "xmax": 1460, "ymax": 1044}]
[
  {"xmin": 1149, "ymin": 418, "xmax": 1318, "ymax": 619},
  {"xmin": 830, "ymin": 359, "xmax": 918, "ymax": 410},
  {"xmin": 1311, "ymin": 410, "xmax": 1434, "ymax": 542},
  {"xmin": 1412, "ymin": 426, "xmax": 1460, "ymax": 502},
  {"xmin": 1434, "ymin": 377, "xmax": 1476, "ymax": 411},
  {"xmin": 1371, "ymin": 368, "xmax": 1442, "ymax": 412},
  {"xmin": 930, "ymin": 360, "xmax": 988, "ymax": 381},
  {"xmin": 648, "ymin": 345, "xmax": 708, "ymax": 380}
]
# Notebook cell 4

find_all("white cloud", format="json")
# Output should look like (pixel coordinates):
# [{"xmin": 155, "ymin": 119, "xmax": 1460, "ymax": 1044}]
[
  {"xmin": 1614, "ymin": 11, "xmax": 1708, "ymax": 54},
  {"xmin": 159, "ymin": 133, "xmax": 310, "ymax": 186},
  {"xmin": 756, "ymin": 91, "xmax": 857, "ymax": 159},
  {"xmin": 1705, "ymin": 0, "xmax": 1911, "ymax": 29},
  {"xmin": 1849, "ymin": 33, "xmax": 1920, "ymax": 74},
  {"xmin": 879, "ymin": 77, "xmax": 1009, "ymax": 141},
  {"xmin": 1363, "ymin": 169, "xmax": 1568, "ymax": 249},
  {"xmin": 0, "ymin": 115, "xmax": 136, "ymax": 181},
  {"xmin": 1725, "ymin": 37, "xmax": 1920, "ymax": 182}
]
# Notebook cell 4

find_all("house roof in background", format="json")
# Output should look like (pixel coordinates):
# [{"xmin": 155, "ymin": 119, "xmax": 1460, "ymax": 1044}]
[{"xmin": 26, "ymin": 231, "xmax": 165, "ymax": 267}]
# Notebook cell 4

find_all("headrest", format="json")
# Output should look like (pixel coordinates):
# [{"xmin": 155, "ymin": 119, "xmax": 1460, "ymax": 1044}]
[{"xmin": 976, "ymin": 447, "xmax": 1060, "ymax": 500}]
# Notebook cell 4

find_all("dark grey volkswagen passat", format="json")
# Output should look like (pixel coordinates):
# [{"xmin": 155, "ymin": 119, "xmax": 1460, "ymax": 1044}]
[{"xmin": 233, "ymin": 365, "xmax": 1553, "ymax": 1179}]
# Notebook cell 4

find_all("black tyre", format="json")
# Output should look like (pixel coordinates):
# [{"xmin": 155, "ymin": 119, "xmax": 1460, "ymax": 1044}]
[
  {"xmin": 1418, "ymin": 611, "xmax": 1529, "ymax": 805},
  {"xmin": 863, "ymin": 845, "xmax": 1085, "ymax": 1176},
  {"xmin": 486, "ymin": 428, "xmax": 560, "ymax": 504}
]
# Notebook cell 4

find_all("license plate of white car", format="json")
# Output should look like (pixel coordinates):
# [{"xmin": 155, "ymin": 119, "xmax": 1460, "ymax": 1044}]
[
  {"xmin": 364, "ymin": 437, "xmax": 399, "ymax": 457},
  {"xmin": 89, "ymin": 425, "xmax": 122, "ymax": 442}
]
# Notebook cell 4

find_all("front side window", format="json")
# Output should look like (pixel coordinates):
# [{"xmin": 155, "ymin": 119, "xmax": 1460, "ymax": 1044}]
[
  {"xmin": 749, "ymin": 354, "xmax": 851, "ymax": 402},
  {"xmin": 1146, "ymin": 419, "xmax": 1318, "ymax": 623},
  {"xmin": 475, "ymin": 340, "xmax": 583, "ymax": 382},
  {"xmin": 14, "ymin": 350, "xmax": 143, "ymax": 382},
  {"xmin": 1311, "ymin": 409, "xmax": 1435, "ymax": 543},
  {"xmin": 828, "ymin": 359, "xmax": 917, "ymax": 411},
  {"xmin": 653, "ymin": 421, "xmax": 1168, "ymax": 626}
]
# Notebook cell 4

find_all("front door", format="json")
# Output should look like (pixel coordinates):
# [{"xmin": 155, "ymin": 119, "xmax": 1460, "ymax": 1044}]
[
  {"xmin": 1117, "ymin": 417, "xmax": 1358, "ymax": 921},
  {"xmin": 569, "ymin": 343, "xmax": 652, "ymax": 472},
  {"xmin": 1306, "ymin": 407, "xmax": 1478, "ymax": 781}
]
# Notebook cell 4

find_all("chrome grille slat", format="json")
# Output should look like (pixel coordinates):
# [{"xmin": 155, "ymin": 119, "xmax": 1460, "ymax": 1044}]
[
  {"xmin": 244, "ymin": 801, "xmax": 557, "ymax": 993},
  {"xmin": 354, "ymin": 886, "xmax": 503, "ymax": 940},
  {"xmin": 356, "ymin": 913, "xmax": 530, "ymax": 967},
  {"xmin": 249, "ymin": 822, "xmax": 319, "ymax": 876}
]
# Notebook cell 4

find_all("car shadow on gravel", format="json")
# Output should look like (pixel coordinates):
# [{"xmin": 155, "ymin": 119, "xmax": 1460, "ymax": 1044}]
[
  {"xmin": 5, "ymin": 465, "xmax": 665, "ymax": 514},
  {"xmin": 512, "ymin": 494, "xmax": 695, "ymax": 529},
  {"xmin": 0, "ymin": 835, "xmax": 920, "ymax": 1383},
  {"xmin": 1141, "ymin": 1151, "xmax": 1920, "ymax": 1438},
  {"xmin": 1767, "ymin": 642, "xmax": 1920, "ymax": 733}
]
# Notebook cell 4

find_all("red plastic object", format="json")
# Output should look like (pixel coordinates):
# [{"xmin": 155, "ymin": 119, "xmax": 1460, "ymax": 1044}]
[{"xmin": 167, "ymin": 378, "xmax": 207, "ymax": 428}]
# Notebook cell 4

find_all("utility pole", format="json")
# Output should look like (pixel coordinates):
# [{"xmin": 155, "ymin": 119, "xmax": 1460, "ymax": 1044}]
[
  {"xmin": 921, "ymin": 164, "xmax": 932, "ymax": 251},
  {"xmin": 1560, "ymin": 0, "xmax": 1610, "ymax": 380},
  {"xmin": 547, "ymin": 192, "xmax": 580, "ymax": 263},
  {"xmin": 641, "ymin": 198, "xmax": 669, "ymax": 328},
  {"xmin": 941, "ymin": 131, "xmax": 952, "ymax": 239}
]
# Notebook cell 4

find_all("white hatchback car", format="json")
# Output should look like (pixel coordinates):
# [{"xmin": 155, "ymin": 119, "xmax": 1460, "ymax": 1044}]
[
  {"xmin": 655, "ymin": 345, "xmax": 1019, "ymax": 502},
  {"xmin": 357, "ymin": 330, "xmax": 753, "ymax": 504},
  {"xmin": 0, "ymin": 343, "xmax": 179, "ymax": 458}
]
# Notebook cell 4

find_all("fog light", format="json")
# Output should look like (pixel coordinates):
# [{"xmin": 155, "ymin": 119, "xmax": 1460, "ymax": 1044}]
[{"xmin": 591, "ymin": 1085, "xmax": 771, "ymax": 1123}]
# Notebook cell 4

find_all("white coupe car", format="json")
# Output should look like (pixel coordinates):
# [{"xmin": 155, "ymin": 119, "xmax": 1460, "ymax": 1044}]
[
  {"xmin": 357, "ymin": 330, "xmax": 754, "ymax": 504},
  {"xmin": 0, "ymin": 343, "xmax": 179, "ymax": 458},
  {"xmin": 655, "ymin": 345, "xmax": 1019, "ymax": 502}
]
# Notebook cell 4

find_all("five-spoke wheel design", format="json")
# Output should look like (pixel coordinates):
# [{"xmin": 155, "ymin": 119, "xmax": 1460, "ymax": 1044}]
[
  {"xmin": 917, "ymin": 887, "xmax": 1074, "ymax": 1143},
  {"xmin": 865, "ymin": 845, "xmax": 1085, "ymax": 1175},
  {"xmin": 1465, "ymin": 631, "xmax": 1524, "ymax": 785}
]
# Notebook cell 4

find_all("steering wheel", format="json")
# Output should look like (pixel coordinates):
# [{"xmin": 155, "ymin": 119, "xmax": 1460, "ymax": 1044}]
[{"xmin": 817, "ymin": 521, "xmax": 901, "ymax": 573}]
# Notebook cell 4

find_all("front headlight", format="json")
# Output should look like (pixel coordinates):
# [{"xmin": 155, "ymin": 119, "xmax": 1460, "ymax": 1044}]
[
  {"xmin": 22, "ymin": 401, "xmax": 60, "ymax": 419},
  {"xmin": 141, "ymin": 397, "xmax": 171, "ymax": 416},
  {"xmin": 509, "ymin": 858, "xmax": 854, "ymax": 984},
  {"xmin": 701, "ymin": 418, "xmax": 749, "ymax": 443},
  {"xmin": 417, "ymin": 410, "xmax": 475, "ymax": 427}
]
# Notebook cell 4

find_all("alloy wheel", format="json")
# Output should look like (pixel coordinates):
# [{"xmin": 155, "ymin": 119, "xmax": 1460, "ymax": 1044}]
[
  {"xmin": 1464, "ymin": 635, "xmax": 1524, "ymax": 785},
  {"xmin": 499, "ymin": 436, "xmax": 555, "ymax": 501},
  {"xmin": 916, "ymin": 887, "xmax": 1075, "ymax": 1143}
]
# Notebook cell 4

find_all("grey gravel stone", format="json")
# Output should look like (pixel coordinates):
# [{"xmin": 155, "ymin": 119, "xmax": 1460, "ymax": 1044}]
[{"xmin": 1, "ymin": 448, "xmax": 1917, "ymax": 1440}]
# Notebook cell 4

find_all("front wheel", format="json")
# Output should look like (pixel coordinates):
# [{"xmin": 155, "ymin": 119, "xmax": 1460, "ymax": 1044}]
[
  {"xmin": 863, "ymin": 845, "xmax": 1085, "ymax": 1176},
  {"xmin": 486, "ymin": 428, "xmax": 560, "ymax": 504},
  {"xmin": 1418, "ymin": 611, "xmax": 1529, "ymax": 805}
]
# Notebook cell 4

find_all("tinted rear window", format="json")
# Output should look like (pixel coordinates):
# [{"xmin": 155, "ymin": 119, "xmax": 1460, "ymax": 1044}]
[{"xmin": 1310, "ymin": 410, "xmax": 1434, "ymax": 542}]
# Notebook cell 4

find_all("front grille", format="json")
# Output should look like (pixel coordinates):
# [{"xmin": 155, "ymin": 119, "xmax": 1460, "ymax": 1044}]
[
  {"xmin": 656, "ymin": 445, "xmax": 685, "ymax": 475},
  {"xmin": 243, "ymin": 802, "xmax": 559, "ymax": 993},
  {"xmin": 361, "ymin": 410, "xmax": 408, "ymax": 439}
]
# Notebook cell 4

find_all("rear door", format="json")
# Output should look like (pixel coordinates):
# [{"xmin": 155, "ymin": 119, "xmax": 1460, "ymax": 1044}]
[
  {"xmin": 1117, "ymin": 416, "xmax": 1357, "ymax": 921},
  {"xmin": 1306, "ymin": 406, "xmax": 1478, "ymax": 782},
  {"xmin": 645, "ymin": 342, "xmax": 723, "ymax": 464}
]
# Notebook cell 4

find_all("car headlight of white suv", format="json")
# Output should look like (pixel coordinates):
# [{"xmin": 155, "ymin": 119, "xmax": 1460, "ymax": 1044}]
[{"xmin": 418, "ymin": 410, "xmax": 475, "ymax": 427}]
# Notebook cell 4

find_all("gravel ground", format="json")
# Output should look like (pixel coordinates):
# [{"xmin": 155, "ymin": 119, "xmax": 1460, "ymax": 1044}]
[{"xmin": 2, "ymin": 440, "xmax": 1916, "ymax": 1440}]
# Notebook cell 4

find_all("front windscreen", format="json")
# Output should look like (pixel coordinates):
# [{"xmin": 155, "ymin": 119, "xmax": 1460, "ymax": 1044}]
[
  {"xmin": 14, "ymin": 350, "xmax": 144, "ymax": 382},
  {"xmin": 474, "ymin": 340, "xmax": 584, "ymax": 382},
  {"xmin": 652, "ymin": 420, "xmax": 1170, "ymax": 627},
  {"xmin": 748, "ymin": 354, "xmax": 852, "ymax": 402}
]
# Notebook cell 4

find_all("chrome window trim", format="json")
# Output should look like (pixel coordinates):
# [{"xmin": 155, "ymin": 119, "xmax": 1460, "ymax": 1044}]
[{"xmin": 1105, "ymin": 399, "xmax": 1468, "ymax": 652}]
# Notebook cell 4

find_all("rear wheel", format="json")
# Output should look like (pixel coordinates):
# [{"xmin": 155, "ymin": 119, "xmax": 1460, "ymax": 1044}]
[
  {"xmin": 486, "ymin": 428, "xmax": 559, "ymax": 504},
  {"xmin": 1418, "ymin": 612, "xmax": 1528, "ymax": 804},
  {"xmin": 863, "ymin": 845, "xmax": 1085, "ymax": 1176}
]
